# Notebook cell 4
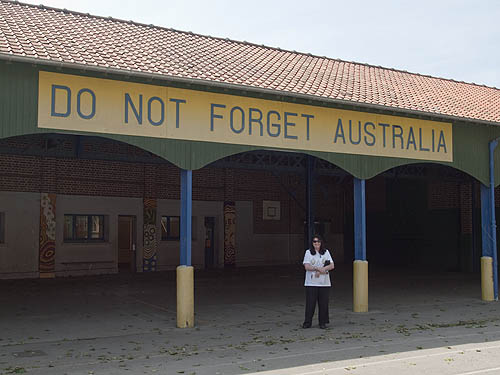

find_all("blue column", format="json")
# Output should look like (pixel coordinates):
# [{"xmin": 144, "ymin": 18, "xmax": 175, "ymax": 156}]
[
  {"xmin": 481, "ymin": 183, "xmax": 493, "ymax": 258},
  {"xmin": 180, "ymin": 169, "xmax": 192, "ymax": 266},
  {"xmin": 489, "ymin": 139, "xmax": 499, "ymax": 300},
  {"xmin": 306, "ymin": 155, "xmax": 314, "ymax": 246},
  {"xmin": 354, "ymin": 178, "xmax": 366, "ymax": 260}
]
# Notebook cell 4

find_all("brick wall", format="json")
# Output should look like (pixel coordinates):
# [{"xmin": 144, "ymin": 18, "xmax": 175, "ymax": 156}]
[
  {"xmin": 0, "ymin": 155, "xmax": 346, "ymax": 238},
  {"xmin": 0, "ymin": 155, "xmax": 41, "ymax": 192},
  {"xmin": 3, "ymin": 136, "xmax": 480, "ymax": 239},
  {"xmin": 56, "ymin": 158, "xmax": 146, "ymax": 197},
  {"xmin": 427, "ymin": 180, "xmax": 478, "ymax": 235},
  {"xmin": 460, "ymin": 183, "xmax": 473, "ymax": 234},
  {"xmin": 428, "ymin": 181, "xmax": 460, "ymax": 210}
]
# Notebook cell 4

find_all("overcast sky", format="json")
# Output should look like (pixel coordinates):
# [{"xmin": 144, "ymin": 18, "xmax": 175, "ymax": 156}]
[{"xmin": 22, "ymin": 0, "xmax": 500, "ymax": 89}]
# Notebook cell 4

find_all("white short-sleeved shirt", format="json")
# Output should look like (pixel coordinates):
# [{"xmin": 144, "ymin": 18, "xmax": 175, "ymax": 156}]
[{"xmin": 303, "ymin": 249, "xmax": 333, "ymax": 287}]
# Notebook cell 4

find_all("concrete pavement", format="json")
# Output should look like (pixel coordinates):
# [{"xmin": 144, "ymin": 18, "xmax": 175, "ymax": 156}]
[{"xmin": 1, "ymin": 266, "xmax": 499, "ymax": 374}]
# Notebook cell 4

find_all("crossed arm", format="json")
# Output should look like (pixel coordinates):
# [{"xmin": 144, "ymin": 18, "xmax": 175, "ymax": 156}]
[{"xmin": 304, "ymin": 261, "xmax": 335, "ymax": 274}]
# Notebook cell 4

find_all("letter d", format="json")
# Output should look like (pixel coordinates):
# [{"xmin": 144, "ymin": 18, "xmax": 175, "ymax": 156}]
[{"xmin": 51, "ymin": 85, "xmax": 71, "ymax": 117}]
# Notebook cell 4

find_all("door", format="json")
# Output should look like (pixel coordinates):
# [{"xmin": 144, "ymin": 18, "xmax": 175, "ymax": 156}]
[
  {"xmin": 204, "ymin": 217, "xmax": 215, "ymax": 269},
  {"xmin": 118, "ymin": 215, "xmax": 136, "ymax": 272}
]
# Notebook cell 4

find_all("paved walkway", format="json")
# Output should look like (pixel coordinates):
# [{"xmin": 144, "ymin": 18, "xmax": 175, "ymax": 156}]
[{"xmin": 1, "ymin": 266, "xmax": 499, "ymax": 374}]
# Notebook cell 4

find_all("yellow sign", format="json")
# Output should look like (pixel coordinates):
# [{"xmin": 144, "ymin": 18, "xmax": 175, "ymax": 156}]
[{"xmin": 38, "ymin": 71, "xmax": 453, "ymax": 162}]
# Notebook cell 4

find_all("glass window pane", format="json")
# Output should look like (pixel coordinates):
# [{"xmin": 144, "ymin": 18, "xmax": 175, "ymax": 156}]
[
  {"xmin": 75, "ymin": 216, "xmax": 88, "ymax": 239},
  {"xmin": 90, "ymin": 216, "xmax": 103, "ymax": 239},
  {"xmin": 63, "ymin": 215, "xmax": 73, "ymax": 240},
  {"xmin": 161, "ymin": 217, "xmax": 168, "ymax": 239},
  {"xmin": 170, "ymin": 216, "xmax": 180, "ymax": 238}
]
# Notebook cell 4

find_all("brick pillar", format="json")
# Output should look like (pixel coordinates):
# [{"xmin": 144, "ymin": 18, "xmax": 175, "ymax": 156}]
[{"xmin": 224, "ymin": 169, "xmax": 236, "ymax": 267}]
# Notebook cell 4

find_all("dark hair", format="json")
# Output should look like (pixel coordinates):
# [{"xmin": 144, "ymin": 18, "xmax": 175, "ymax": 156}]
[{"xmin": 310, "ymin": 234, "xmax": 325, "ymax": 255}]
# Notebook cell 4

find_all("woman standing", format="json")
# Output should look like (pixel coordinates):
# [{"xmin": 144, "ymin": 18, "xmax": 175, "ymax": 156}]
[{"xmin": 302, "ymin": 234, "xmax": 335, "ymax": 329}]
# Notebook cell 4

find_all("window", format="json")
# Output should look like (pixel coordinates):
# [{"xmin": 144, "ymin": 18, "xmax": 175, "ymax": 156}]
[
  {"xmin": 161, "ymin": 216, "xmax": 196, "ymax": 241},
  {"xmin": 64, "ymin": 215, "xmax": 105, "ymax": 242},
  {"xmin": 161, "ymin": 216, "xmax": 180, "ymax": 240}
]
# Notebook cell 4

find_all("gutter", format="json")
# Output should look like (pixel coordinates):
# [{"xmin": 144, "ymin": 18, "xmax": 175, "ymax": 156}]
[{"xmin": 2, "ymin": 53, "xmax": 500, "ymax": 128}]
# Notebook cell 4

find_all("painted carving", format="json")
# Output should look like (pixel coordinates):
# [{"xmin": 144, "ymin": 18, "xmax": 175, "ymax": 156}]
[
  {"xmin": 224, "ymin": 201, "xmax": 236, "ymax": 267},
  {"xmin": 143, "ymin": 198, "xmax": 157, "ymax": 271},
  {"xmin": 39, "ymin": 193, "xmax": 56, "ymax": 277}
]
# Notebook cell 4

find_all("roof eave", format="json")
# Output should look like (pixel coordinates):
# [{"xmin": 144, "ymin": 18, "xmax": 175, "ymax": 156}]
[{"xmin": 2, "ymin": 53, "xmax": 499, "ymax": 128}]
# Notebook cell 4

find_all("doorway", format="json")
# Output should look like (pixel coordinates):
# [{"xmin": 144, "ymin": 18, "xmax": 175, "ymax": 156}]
[
  {"xmin": 204, "ymin": 217, "xmax": 215, "ymax": 269},
  {"xmin": 118, "ymin": 215, "xmax": 136, "ymax": 272}
]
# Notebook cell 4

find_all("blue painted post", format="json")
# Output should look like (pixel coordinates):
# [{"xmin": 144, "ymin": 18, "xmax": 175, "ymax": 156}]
[
  {"xmin": 489, "ymin": 140, "xmax": 499, "ymax": 300},
  {"xmin": 354, "ymin": 178, "xmax": 366, "ymax": 261},
  {"xmin": 481, "ymin": 183, "xmax": 492, "ymax": 258},
  {"xmin": 353, "ymin": 177, "xmax": 368, "ymax": 312},
  {"xmin": 481, "ymin": 183, "xmax": 495, "ymax": 300},
  {"xmin": 180, "ymin": 169, "xmax": 192, "ymax": 266},
  {"xmin": 306, "ymin": 155, "xmax": 314, "ymax": 246}
]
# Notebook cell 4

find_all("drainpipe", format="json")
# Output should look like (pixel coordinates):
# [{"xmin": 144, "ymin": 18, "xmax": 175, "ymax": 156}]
[{"xmin": 489, "ymin": 138, "xmax": 499, "ymax": 300}]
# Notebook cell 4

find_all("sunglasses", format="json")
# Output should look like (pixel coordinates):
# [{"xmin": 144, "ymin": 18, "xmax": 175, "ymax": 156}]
[{"xmin": 312, "ymin": 240, "xmax": 321, "ymax": 243}]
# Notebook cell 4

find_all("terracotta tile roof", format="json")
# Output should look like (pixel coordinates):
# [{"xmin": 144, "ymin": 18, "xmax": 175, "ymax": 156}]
[{"xmin": 1, "ymin": 0, "xmax": 500, "ymax": 124}]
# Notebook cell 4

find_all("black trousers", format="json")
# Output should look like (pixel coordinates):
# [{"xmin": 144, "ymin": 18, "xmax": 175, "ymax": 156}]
[{"xmin": 304, "ymin": 286, "xmax": 330, "ymax": 325}]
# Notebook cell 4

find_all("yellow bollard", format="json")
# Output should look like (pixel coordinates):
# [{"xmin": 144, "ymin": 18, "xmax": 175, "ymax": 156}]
[
  {"xmin": 481, "ymin": 256, "xmax": 494, "ymax": 301},
  {"xmin": 176, "ymin": 265, "xmax": 194, "ymax": 328},
  {"xmin": 353, "ymin": 260, "xmax": 368, "ymax": 312}
]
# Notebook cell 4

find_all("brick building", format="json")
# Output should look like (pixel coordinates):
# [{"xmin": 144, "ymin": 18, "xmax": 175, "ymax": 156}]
[{"xmin": 1, "ymin": 1, "xmax": 500, "ymax": 310}]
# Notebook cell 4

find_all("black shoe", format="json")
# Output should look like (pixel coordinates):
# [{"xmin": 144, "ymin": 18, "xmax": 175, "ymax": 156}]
[
  {"xmin": 319, "ymin": 324, "xmax": 327, "ymax": 329},
  {"xmin": 302, "ymin": 322, "xmax": 311, "ymax": 329}
]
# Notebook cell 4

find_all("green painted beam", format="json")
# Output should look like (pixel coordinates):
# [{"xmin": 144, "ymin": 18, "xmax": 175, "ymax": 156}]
[{"xmin": 1, "ymin": 61, "xmax": 500, "ymax": 186}]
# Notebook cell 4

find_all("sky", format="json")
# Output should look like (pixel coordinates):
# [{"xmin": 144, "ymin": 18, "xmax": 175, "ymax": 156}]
[{"xmin": 21, "ymin": 0, "xmax": 500, "ymax": 89}]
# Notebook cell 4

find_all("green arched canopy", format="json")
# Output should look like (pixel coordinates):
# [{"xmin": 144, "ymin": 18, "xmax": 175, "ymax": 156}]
[{"xmin": 2, "ymin": 61, "xmax": 500, "ymax": 185}]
